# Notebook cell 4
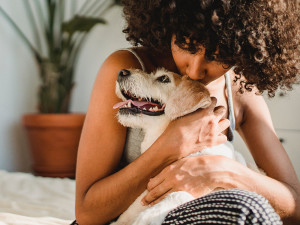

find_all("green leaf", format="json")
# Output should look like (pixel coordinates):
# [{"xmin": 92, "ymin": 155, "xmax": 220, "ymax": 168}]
[{"xmin": 62, "ymin": 16, "xmax": 106, "ymax": 36}]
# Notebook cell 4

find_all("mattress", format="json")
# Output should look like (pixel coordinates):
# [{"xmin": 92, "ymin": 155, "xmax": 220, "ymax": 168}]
[{"xmin": 0, "ymin": 170, "xmax": 75, "ymax": 225}]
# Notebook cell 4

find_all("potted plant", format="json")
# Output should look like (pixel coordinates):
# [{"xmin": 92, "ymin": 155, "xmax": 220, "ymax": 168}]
[{"xmin": 0, "ymin": 0, "xmax": 121, "ymax": 178}]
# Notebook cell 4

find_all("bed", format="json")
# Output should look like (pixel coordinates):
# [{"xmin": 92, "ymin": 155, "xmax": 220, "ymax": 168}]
[{"xmin": 0, "ymin": 170, "xmax": 75, "ymax": 225}]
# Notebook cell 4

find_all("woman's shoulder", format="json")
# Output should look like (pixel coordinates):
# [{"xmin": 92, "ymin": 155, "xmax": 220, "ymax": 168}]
[
  {"xmin": 108, "ymin": 47, "xmax": 175, "ymax": 73},
  {"xmin": 102, "ymin": 48, "xmax": 147, "ymax": 71}
]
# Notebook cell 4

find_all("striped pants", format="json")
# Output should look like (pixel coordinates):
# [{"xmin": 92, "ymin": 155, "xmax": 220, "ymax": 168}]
[
  {"xmin": 71, "ymin": 189, "xmax": 282, "ymax": 225},
  {"xmin": 162, "ymin": 189, "xmax": 282, "ymax": 225}
]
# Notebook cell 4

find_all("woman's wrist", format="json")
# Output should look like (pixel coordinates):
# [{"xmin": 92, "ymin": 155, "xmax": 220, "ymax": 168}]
[
  {"xmin": 142, "ymin": 136, "xmax": 179, "ymax": 177},
  {"xmin": 149, "ymin": 129, "xmax": 182, "ymax": 161}
]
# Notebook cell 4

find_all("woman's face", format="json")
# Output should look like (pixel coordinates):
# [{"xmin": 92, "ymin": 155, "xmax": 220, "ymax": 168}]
[{"xmin": 171, "ymin": 35, "xmax": 231, "ymax": 85}]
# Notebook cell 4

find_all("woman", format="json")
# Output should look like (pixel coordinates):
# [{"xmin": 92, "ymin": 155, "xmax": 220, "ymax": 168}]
[{"xmin": 74, "ymin": 0, "xmax": 300, "ymax": 224}]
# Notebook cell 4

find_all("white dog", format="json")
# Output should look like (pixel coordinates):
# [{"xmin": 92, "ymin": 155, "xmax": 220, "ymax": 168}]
[{"xmin": 112, "ymin": 68, "xmax": 248, "ymax": 225}]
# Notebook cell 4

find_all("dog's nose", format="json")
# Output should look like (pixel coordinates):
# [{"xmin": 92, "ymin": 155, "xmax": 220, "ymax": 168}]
[{"xmin": 118, "ymin": 69, "xmax": 131, "ymax": 77}]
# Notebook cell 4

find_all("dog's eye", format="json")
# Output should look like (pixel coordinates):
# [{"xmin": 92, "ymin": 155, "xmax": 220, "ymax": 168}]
[{"xmin": 156, "ymin": 75, "xmax": 170, "ymax": 83}]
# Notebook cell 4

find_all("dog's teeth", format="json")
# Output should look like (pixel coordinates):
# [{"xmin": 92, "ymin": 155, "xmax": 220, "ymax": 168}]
[
  {"xmin": 128, "ymin": 101, "xmax": 131, "ymax": 107},
  {"xmin": 149, "ymin": 107, "xmax": 154, "ymax": 112},
  {"xmin": 153, "ymin": 106, "xmax": 158, "ymax": 111},
  {"xmin": 143, "ymin": 107, "xmax": 146, "ymax": 110}
]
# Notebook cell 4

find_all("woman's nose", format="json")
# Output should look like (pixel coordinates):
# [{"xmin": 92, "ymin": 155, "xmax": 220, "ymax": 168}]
[{"xmin": 186, "ymin": 54, "xmax": 207, "ymax": 80}]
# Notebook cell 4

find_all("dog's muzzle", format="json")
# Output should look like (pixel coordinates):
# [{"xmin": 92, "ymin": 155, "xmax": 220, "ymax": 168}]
[{"xmin": 114, "ymin": 69, "xmax": 165, "ymax": 116}]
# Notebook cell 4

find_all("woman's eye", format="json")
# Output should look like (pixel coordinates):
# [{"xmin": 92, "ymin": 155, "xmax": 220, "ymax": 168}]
[{"xmin": 156, "ymin": 75, "xmax": 170, "ymax": 83}]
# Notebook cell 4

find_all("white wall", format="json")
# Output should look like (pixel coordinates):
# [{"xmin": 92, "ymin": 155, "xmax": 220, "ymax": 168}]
[{"xmin": 0, "ymin": 0, "xmax": 130, "ymax": 172}]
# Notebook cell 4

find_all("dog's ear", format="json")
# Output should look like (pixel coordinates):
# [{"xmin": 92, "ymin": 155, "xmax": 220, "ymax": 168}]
[{"xmin": 165, "ymin": 76, "xmax": 211, "ymax": 120}]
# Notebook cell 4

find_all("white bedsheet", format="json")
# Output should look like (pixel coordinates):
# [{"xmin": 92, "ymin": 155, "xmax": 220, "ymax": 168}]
[
  {"xmin": 0, "ymin": 170, "xmax": 75, "ymax": 224},
  {"xmin": 0, "ymin": 213, "xmax": 72, "ymax": 225}
]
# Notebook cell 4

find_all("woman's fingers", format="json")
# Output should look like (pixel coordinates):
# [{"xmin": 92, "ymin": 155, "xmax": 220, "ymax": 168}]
[
  {"xmin": 190, "ymin": 97, "xmax": 222, "ymax": 123},
  {"xmin": 214, "ymin": 105, "xmax": 226, "ymax": 117},
  {"xmin": 216, "ymin": 133, "xmax": 228, "ymax": 145},
  {"xmin": 198, "ymin": 116, "xmax": 229, "ymax": 146},
  {"xmin": 142, "ymin": 180, "xmax": 171, "ymax": 205},
  {"xmin": 198, "ymin": 132, "xmax": 228, "ymax": 148},
  {"xmin": 142, "ymin": 167, "xmax": 170, "ymax": 204},
  {"xmin": 196, "ymin": 98, "xmax": 225, "ymax": 120},
  {"xmin": 147, "ymin": 176, "xmax": 163, "ymax": 191},
  {"xmin": 218, "ymin": 118, "xmax": 230, "ymax": 133},
  {"xmin": 207, "ymin": 97, "xmax": 217, "ymax": 110}
]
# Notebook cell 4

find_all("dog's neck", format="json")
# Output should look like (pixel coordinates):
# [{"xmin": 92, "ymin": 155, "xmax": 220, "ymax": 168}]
[{"xmin": 139, "ymin": 116, "xmax": 171, "ymax": 154}]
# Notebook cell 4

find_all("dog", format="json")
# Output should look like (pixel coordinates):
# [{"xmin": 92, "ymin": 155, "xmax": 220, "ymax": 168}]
[{"xmin": 112, "ymin": 68, "xmax": 248, "ymax": 225}]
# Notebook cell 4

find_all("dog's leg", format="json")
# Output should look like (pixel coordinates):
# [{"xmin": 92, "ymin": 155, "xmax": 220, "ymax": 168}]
[
  {"xmin": 110, "ymin": 190, "xmax": 149, "ymax": 225},
  {"xmin": 132, "ymin": 191, "xmax": 195, "ymax": 225}
]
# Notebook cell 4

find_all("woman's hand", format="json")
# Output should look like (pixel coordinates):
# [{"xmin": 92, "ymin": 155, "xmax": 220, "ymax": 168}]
[
  {"xmin": 158, "ymin": 97, "xmax": 230, "ymax": 161},
  {"xmin": 141, "ymin": 155, "xmax": 241, "ymax": 206}
]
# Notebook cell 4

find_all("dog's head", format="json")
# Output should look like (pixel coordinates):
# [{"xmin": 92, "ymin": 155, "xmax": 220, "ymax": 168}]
[{"xmin": 113, "ymin": 68, "xmax": 211, "ymax": 128}]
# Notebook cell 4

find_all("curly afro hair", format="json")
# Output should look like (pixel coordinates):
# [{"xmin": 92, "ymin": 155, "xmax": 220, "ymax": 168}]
[{"xmin": 121, "ymin": 0, "xmax": 300, "ymax": 97}]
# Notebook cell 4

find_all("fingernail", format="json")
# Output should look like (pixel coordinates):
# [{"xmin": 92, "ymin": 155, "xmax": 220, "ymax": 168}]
[{"xmin": 141, "ymin": 200, "xmax": 146, "ymax": 206}]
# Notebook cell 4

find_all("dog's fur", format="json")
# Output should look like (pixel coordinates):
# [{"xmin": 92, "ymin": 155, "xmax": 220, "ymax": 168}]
[{"xmin": 111, "ymin": 68, "xmax": 248, "ymax": 225}]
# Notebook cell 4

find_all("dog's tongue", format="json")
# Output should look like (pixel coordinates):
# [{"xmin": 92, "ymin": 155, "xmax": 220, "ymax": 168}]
[
  {"xmin": 113, "ymin": 100, "xmax": 129, "ymax": 109},
  {"xmin": 113, "ymin": 99, "xmax": 160, "ymax": 109}
]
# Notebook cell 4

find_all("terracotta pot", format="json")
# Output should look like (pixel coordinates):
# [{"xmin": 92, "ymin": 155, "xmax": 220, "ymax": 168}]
[{"xmin": 22, "ymin": 113, "xmax": 85, "ymax": 178}]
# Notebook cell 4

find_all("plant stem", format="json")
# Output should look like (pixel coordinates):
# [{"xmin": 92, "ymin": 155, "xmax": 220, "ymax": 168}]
[
  {"xmin": 78, "ymin": 0, "xmax": 96, "ymax": 15},
  {"xmin": 95, "ymin": 0, "xmax": 115, "ymax": 17},
  {"xmin": 23, "ymin": 0, "xmax": 43, "ymax": 53},
  {"xmin": 57, "ymin": 0, "xmax": 65, "ymax": 50},
  {"xmin": 58, "ymin": 0, "xmax": 65, "ymax": 26},
  {"xmin": 46, "ymin": 0, "xmax": 56, "ymax": 60},
  {"xmin": 70, "ymin": 0, "xmax": 77, "ymax": 18},
  {"xmin": 68, "ymin": 33, "xmax": 85, "ymax": 70},
  {"xmin": 0, "ymin": 6, "xmax": 42, "ymax": 63},
  {"xmin": 91, "ymin": 0, "xmax": 113, "ymax": 17},
  {"xmin": 33, "ymin": 0, "xmax": 49, "ymax": 56},
  {"xmin": 81, "ymin": 0, "xmax": 100, "ymax": 16},
  {"xmin": 34, "ymin": 0, "xmax": 47, "ymax": 27}
]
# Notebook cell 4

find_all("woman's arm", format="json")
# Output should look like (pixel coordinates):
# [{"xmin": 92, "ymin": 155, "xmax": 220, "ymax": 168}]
[
  {"xmin": 75, "ymin": 50, "xmax": 171, "ymax": 224},
  {"xmin": 75, "ymin": 50, "xmax": 230, "ymax": 225},
  {"xmin": 236, "ymin": 92, "xmax": 300, "ymax": 222}
]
